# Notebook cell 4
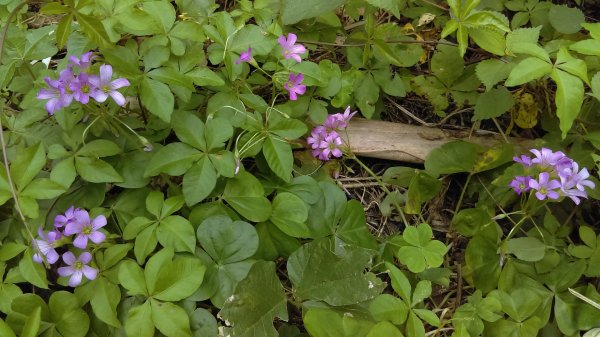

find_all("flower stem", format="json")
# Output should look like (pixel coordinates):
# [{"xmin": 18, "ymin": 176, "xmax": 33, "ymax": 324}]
[{"xmin": 351, "ymin": 155, "xmax": 409, "ymax": 227}]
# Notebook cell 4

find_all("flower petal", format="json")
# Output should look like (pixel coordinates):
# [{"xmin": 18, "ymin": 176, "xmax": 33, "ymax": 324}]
[
  {"xmin": 99, "ymin": 64, "xmax": 113, "ymax": 84},
  {"xmin": 58, "ymin": 266, "xmax": 74, "ymax": 277},
  {"xmin": 109, "ymin": 91, "xmax": 126, "ymax": 106},
  {"xmin": 68, "ymin": 271, "xmax": 83, "ymax": 287},
  {"xmin": 62, "ymin": 251, "xmax": 76, "ymax": 265},
  {"xmin": 110, "ymin": 78, "xmax": 130, "ymax": 90},
  {"xmin": 88, "ymin": 231, "xmax": 106, "ymax": 244},
  {"xmin": 92, "ymin": 215, "xmax": 107, "ymax": 230},
  {"xmin": 79, "ymin": 252, "xmax": 93, "ymax": 264},
  {"xmin": 82, "ymin": 265, "xmax": 98, "ymax": 280},
  {"xmin": 63, "ymin": 222, "xmax": 82, "ymax": 236},
  {"xmin": 73, "ymin": 234, "xmax": 88, "ymax": 249}
]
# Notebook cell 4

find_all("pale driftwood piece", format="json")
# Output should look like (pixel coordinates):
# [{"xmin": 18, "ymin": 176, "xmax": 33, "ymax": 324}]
[{"xmin": 344, "ymin": 119, "xmax": 533, "ymax": 164}]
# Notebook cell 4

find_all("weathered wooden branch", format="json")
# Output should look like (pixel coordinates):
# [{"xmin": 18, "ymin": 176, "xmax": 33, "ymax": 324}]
[{"xmin": 344, "ymin": 119, "xmax": 534, "ymax": 163}]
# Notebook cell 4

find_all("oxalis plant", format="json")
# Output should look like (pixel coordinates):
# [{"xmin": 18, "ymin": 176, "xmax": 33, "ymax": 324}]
[{"xmin": 0, "ymin": 1, "xmax": 600, "ymax": 337}]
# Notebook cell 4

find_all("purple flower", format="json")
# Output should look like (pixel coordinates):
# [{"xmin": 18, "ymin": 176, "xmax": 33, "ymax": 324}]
[
  {"xmin": 235, "ymin": 48, "xmax": 253, "ymax": 64},
  {"xmin": 70, "ymin": 72, "xmax": 94, "ymax": 104},
  {"xmin": 278, "ymin": 33, "xmax": 306, "ymax": 63},
  {"xmin": 307, "ymin": 126, "xmax": 327, "ymax": 149},
  {"xmin": 324, "ymin": 106, "xmax": 357, "ymax": 130},
  {"xmin": 32, "ymin": 228, "xmax": 61, "ymax": 264},
  {"xmin": 317, "ymin": 132, "xmax": 343, "ymax": 160},
  {"xmin": 37, "ymin": 77, "xmax": 66, "ymax": 115},
  {"xmin": 284, "ymin": 72, "xmax": 306, "ymax": 101},
  {"xmin": 88, "ymin": 65, "xmax": 130, "ymax": 106},
  {"xmin": 54, "ymin": 206, "xmax": 79, "ymax": 229},
  {"xmin": 530, "ymin": 148, "xmax": 567, "ymax": 168},
  {"xmin": 513, "ymin": 154, "xmax": 533, "ymax": 167},
  {"xmin": 57, "ymin": 252, "xmax": 98, "ymax": 287},
  {"xmin": 509, "ymin": 176, "xmax": 532, "ymax": 195},
  {"xmin": 63, "ymin": 210, "xmax": 107, "ymax": 249},
  {"xmin": 68, "ymin": 52, "xmax": 96, "ymax": 71},
  {"xmin": 529, "ymin": 172, "xmax": 561, "ymax": 200},
  {"xmin": 559, "ymin": 162, "xmax": 595, "ymax": 204}
]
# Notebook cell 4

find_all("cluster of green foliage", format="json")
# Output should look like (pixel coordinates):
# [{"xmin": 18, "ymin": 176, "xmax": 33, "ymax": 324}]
[{"xmin": 0, "ymin": 0, "xmax": 599, "ymax": 337}]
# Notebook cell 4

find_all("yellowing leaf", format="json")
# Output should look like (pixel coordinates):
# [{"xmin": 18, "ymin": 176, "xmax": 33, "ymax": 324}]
[{"xmin": 511, "ymin": 91, "xmax": 539, "ymax": 129}]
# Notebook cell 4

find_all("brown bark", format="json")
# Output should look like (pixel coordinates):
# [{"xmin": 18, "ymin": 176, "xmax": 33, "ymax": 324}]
[{"xmin": 344, "ymin": 119, "xmax": 533, "ymax": 163}]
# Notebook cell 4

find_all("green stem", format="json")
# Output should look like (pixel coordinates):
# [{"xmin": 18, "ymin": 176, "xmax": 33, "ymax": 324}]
[
  {"xmin": 0, "ymin": 0, "xmax": 47, "ymax": 267},
  {"xmin": 454, "ymin": 173, "xmax": 472, "ymax": 215},
  {"xmin": 352, "ymin": 155, "xmax": 409, "ymax": 227}
]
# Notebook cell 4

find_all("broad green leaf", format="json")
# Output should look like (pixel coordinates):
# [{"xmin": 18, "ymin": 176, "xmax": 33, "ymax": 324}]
[
  {"xmin": 223, "ymin": 172, "xmax": 272, "ymax": 222},
  {"xmin": 145, "ymin": 248, "xmax": 175, "ymax": 295},
  {"xmin": 125, "ymin": 300, "xmax": 154, "ymax": 337},
  {"xmin": 368, "ymin": 294, "xmax": 409, "ymax": 325},
  {"xmin": 405, "ymin": 171, "xmax": 442, "ymax": 214},
  {"xmin": 142, "ymin": 1, "xmax": 176, "ymax": 32},
  {"xmin": 287, "ymin": 239, "xmax": 383, "ymax": 305},
  {"xmin": 281, "ymin": 0, "xmax": 345, "ymax": 25},
  {"xmin": 77, "ymin": 140, "xmax": 121, "ymax": 157},
  {"xmin": 150, "ymin": 299, "xmax": 192, "ymax": 337},
  {"xmin": 336, "ymin": 200, "xmax": 378, "ymax": 249},
  {"xmin": 18, "ymin": 251, "xmax": 48, "ymax": 289},
  {"xmin": 0, "ymin": 242, "xmax": 27, "ymax": 261},
  {"xmin": 75, "ymin": 157, "xmax": 123, "ymax": 183},
  {"xmin": 354, "ymin": 73, "xmax": 379, "ymax": 118},
  {"xmin": 182, "ymin": 157, "xmax": 216, "ymax": 206},
  {"xmin": 367, "ymin": 321, "xmax": 404, "ymax": 337},
  {"xmin": 555, "ymin": 47, "xmax": 589, "ymax": 84},
  {"xmin": 122, "ymin": 217, "xmax": 154, "ymax": 240},
  {"xmin": 468, "ymin": 26, "xmax": 506, "ymax": 56},
  {"xmin": 140, "ymin": 77, "xmax": 175, "ymax": 123},
  {"xmin": 90, "ymin": 277, "xmax": 121, "ymax": 328},
  {"xmin": 386, "ymin": 262, "xmax": 412, "ymax": 302},
  {"xmin": 0, "ymin": 318, "xmax": 17, "ymax": 337},
  {"xmin": 473, "ymin": 86, "xmax": 514, "ymax": 121},
  {"xmin": 56, "ymin": 12, "xmax": 74, "ymax": 49},
  {"xmin": 20, "ymin": 178, "xmax": 66, "ymax": 199},
  {"xmin": 230, "ymin": 24, "xmax": 275, "ymax": 55},
  {"xmin": 118, "ymin": 260, "xmax": 148, "ymax": 296},
  {"xmin": 304, "ymin": 308, "xmax": 374, "ymax": 337},
  {"xmin": 205, "ymin": 118, "xmax": 233, "ymax": 152},
  {"xmin": 153, "ymin": 256, "xmax": 206, "ymax": 301},
  {"xmin": 406, "ymin": 311, "xmax": 426, "ymax": 337},
  {"xmin": 48, "ymin": 291, "xmax": 90, "ymax": 337},
  {"xmin": 505, "ymin": 57, "xmax": 551, "ymax": 86},
  {"xmin": 196, "ymin": 216, "xmax": 259, "ymax": 264},
  {"xmin": 76, "ymin": 13, "xmax": 112, "ymax": 48},
  {"xmin": 263, "ymin": 136, "xmax": 293, "ymax": 182},
  {"xmin": 148, "ymin": 67, "xmax": 194, "ymax": 90},
  {"xmin": 548, "ymin": 4, "xmax": 584, "ymax": 34},
  {"xmin": 20, "ymin": 306, "xmax": 41, "ymax": 337},
  {"xmin": 465, "ymin": 226, "xmax": 501, "ymax": 292},
  {"xmin": 365, "ymin": 0, "xmax": 405, "ymax": 18},
  {"xmin": 570, "ymin": 39, "xmax": 600, "ymax": 56},
  {"xmin": 424, "ymin": 141, "xmax": 482, "ymax": 176},
  {"xmin": 50, "ymin": 157, "xmax": 76, "ymax": 188},
  {"xmin": 157, "ymin": 216, "xmax": 196, "ymax": 253},
  {"xmin": 551, "ymin": 68, "xmax": 584, "ymax": 138},
  {"xmin": 144, "ymin": 143, "xmax": 202, "ymax": 177},
  {"xmin": 506, "ymin": 237, "xmax": 546, "ymax": 262},
  {"xmin": 220, "ymin": 261, "xmax": 288, "ymax": 337},
  {"xmin": 270, "ymin": 192, "xmax": 310, "ymax": 238},
  {"xmin": 100, "ymin": 243, "xmax": 133, "ymax": 270},
  {"xmin": 505, "ymin": 27, "xmax": 549, "ymax": 61},
  {"xmin": 187, "ymin": 67, "xmax": 225, "ymax": 86},
  {"xmin": 134, "ymin": 225, "xmax": 158, "ymax": 264},
  {"xmin": 431, "ymin": 45, "xmax": 464, "ymax": 86},
  {"xmin": 475, "ymin": 59, "xmax": 513, "ymax": 91},
  {"xmin": 11, "ymin": 142, "xmax": 45, "ymax": 190}
]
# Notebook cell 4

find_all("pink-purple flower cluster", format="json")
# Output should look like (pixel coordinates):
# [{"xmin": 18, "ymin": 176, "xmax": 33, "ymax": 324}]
[
  {"xmin": 33, "ymin": 206, "xmax": 106, "ymax": 286},
  {"xmin": 307, "ymin": 107, "xmax": 356, "ymax": 160},
  {"xmin": 510, "ymin": 148, "xmax": 595, "ymax": 204},
  {"xmin": 234, "ymin": 33, "xmax": 307, "ymax": 101},
  {"xmin": 37, "ymin": 52, "xmax": 130, "ymax": 115}
]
